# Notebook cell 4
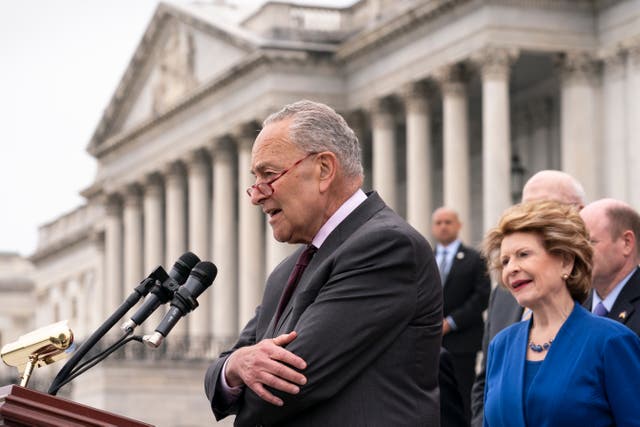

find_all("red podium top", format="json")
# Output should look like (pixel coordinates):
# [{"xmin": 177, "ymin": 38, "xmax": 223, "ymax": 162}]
[{"xmin": 0, "ymin": 384, "xmax": 153, "ymax": 427}]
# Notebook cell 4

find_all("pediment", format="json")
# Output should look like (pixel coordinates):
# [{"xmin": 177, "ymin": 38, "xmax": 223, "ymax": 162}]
[{"xmin": 87, "ymin": 2, "xmax": 258, "ymax": 155}]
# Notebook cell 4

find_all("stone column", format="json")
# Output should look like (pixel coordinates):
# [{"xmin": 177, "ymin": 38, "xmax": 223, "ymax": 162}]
[
  {"xmin": 403, "ymin": 82, "xmax": 432, "ymax": 237},
  {"xmin": 143, "ymin": 173, "xmax": 164, "ymax": 332},
  {"xmin": 476, "ymin": 47, "xmax": 517, "ymax": 232},
  {"xmin": 436, "ymin": 64, "xmax": 471, "ymax": 243},
  {"xmin": 165, "ymin": 161, "xmax": 188, "ymax": 338},
  {"xmin": 558, "ymin": 51, "xmax": 601, "ymax": 200},
  {"xmin": 123, "ymin": 184, "xmax": 143, "ymax": 299},
  {"xmin": 211, "ymin": 138, "xmax": 238, "ymax": 348},
  {"xmin": 370, "ymin": 97, "xmax": 397, "ymax": 210},
  {"xmin": 346, "ymin": 110, "xmax": 372, "ymax": 191},
  {"xmin": 187, "ymin": 149, "xmax": 211, "ymax": 342},
  {"xmin": 104, "ymin": 194, "xmax": 123, "ymax": 316},
  {"xmin": 236, "ymin": 124, "xmax": 265, "ymax": 329},
  {"xmin": 602, "ymin": 48, "xmax": 628, "ymax": 201},
  {"xmin": 628, "ymin": 41, "xmax": 640, "ymax": 209}
]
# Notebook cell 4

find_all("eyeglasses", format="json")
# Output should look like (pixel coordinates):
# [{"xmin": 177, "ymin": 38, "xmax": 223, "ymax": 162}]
[{"xmin": 246, "ymin": 152, "xmax": 317, "ymax": 198}]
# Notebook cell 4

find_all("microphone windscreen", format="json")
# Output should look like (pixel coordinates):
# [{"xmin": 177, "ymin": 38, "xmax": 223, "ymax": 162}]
[{"xmin": 170, "ymin": 252, "xmax": 200, "ymax": 284}]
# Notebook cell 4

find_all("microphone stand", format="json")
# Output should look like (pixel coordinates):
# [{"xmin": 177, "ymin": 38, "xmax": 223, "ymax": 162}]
[{"xmin": 47, "ymin": 267, "xmax": 167, "ymax": 395}]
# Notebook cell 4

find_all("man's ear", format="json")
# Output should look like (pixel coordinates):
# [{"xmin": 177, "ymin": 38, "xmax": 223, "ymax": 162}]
[
  {"xmin": 621, "ymin": 230, "xmax": 636, "ymax": 257},
  {"xmin": 317, "ymin": 152, "xmax": 337, "ymax": 192}
]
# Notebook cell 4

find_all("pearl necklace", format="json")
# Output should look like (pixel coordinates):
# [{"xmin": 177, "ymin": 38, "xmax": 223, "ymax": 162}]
[{"xmin": 528, "ymin": 339, "xmax": 553, "ymax": 352}]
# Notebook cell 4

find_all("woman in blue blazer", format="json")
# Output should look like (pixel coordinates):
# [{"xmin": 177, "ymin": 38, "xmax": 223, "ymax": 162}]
[{"xmin": 482, "ymin": 201, "xmax": 640, "ymax": 427}]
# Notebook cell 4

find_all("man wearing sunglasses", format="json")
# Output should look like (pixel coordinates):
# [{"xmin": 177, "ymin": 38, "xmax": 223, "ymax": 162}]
[{"xmin": 205, "ymin": 100, "xmax": 443, "ymax": 426}]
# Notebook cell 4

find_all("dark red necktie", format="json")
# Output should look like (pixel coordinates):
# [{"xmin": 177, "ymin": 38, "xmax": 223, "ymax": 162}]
[{"xmin": 275, "ymin": 245, "xmax": 317, "ymax": 323}]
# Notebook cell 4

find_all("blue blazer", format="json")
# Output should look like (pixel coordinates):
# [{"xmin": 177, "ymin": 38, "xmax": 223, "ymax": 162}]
[{"xmin": 484, "ymin": 302, "xmax": 640, "ymax": 427}]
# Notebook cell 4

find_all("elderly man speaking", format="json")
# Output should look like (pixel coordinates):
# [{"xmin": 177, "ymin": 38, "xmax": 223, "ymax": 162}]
[{"xmin": 204, "ymin": 100, "xmax": 443, "ymax": 427}]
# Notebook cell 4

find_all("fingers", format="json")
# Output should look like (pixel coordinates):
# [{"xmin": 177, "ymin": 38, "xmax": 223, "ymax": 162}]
[{"xmin": 226, "ymin": 332, "xmax": 308, "ymax": 406}]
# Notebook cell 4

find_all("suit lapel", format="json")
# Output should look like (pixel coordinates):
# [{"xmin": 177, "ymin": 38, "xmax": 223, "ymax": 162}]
[
  {"xmin": 270, "ymin": 192, "xmax": 386, "ymax": 337},
  {"xmin": 608, "ymin": 267, "xmax": 640, "ymax": 324},
  {"xmin": 443, "ymin": 245, "xmax": 465, "ymax": 287}
]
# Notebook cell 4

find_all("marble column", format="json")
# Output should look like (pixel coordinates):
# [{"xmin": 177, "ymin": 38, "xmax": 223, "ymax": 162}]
[
  {"xmin": 628, "ymin": 41, "xmax": 640, "ymax": 209},
  {"xmin": 165, "ymin": 161, "xmax": 189, "ymax": 338},
  {"xmin": 211, "ymin": 138, "xmax": 238, "ymax": 348},
  {"xmin": 403, "ymin": 82, "xmax": 432, "ymax": 237},
  {"xmin": 143, "ymin": 173, "xmax": 164, "ymax": 333},
  {"xmin": 370, "ymin": 97, "xmax": 397, "ymax": 210},
  {"xmin": 104, "ymin": 194, "xmax": 123, "ymax": 316},
  {"xmin": 436, "ymin": 64, "xmax": 471, "ymax": 243},
  {"xmin": 558, "ymin": 51, "xmax": 601, "ymax": 200},
  {"xmin": 602, "ymin": 48, "xmax": 628, "ymax": 201},
  {"xmin": 187, "ymin": 149, "xmax": 211, "ymax": 342},
  {"xmin": 123, "ymin": 184, "xmax": 143, "ymax": 300},
  {"xmin": 476, "ymin": 48, "xmax": 517, "ymax": 232},
  {"xmin": 235, "ymin": 124, "xmax": 265, "ymax": 329},
  {"xmin": 346, "ymin": 110, "xmax": 372, "ymax": 191}
]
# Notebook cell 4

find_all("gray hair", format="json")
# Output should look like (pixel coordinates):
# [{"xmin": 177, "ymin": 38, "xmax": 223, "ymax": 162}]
[{"xmin": 263, "ymin": 100, "xmax": 364, "ymax": 178}]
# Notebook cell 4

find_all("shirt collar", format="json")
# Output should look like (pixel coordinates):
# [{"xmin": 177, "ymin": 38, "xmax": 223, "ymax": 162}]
[
  {"xmin": 436, "ymin": 240, "xmax": 461, "ymax": 256},
  {"xmin": 311, "ymin": 189, "xmax": 367, "ymax": 249},
  {"xmin": 592, "ymin": 266, "xmax": 638, "ymax": 312}
]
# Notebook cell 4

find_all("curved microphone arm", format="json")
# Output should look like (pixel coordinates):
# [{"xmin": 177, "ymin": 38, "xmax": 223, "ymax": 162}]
[{"xmin": 47, "ymin": 269, "xmax": 165, "ymax": 395}]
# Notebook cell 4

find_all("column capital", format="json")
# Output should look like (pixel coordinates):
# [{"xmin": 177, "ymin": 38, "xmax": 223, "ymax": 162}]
[
  {"xmin": 186, "ymin": 148, "xmax": 210, "ymax": 173},
  {"xmin": 163, "ymin": 160, "xmax": 187, "ymax": 182},
  {"xmin": 368, "ymin": 96, "xmax": 397, "ymax": 127},
  {"xmin": 210, "ymin": 136, "xmax": 236, "ymax": 161},
  {"xmin": 625, "ymin": 36, "xmax": 640, "ymax": 66},
  {"xmin": 433, "ymin": 63, "xmax": 468, "ymax": 96},
  {"xmin": 472, "ymin": 46, "xmax": 519, "ymax": 80},
  {"xmin": 143, "ymin": 172, "xmax": 164, "ymax": 196},
  {"xmin": 556, "ymin": 51, "xmax": 601, "ymax": 85},
  {"xmin": 231, "ymin": 121, "xmax": 261, "ymax": 151},
  {"xmin": 401, "ymin": 81, "xmax": 432, "ymax": 114},
  {"xmin": 600, "ymin": 47, "xmax": 627, "ymax": 78},
  {"xmin": 124, "ymin": 183, "xmax": 143, "ymax": 208},
  {"xmin": 105, "ymin": 193, "xmax": 123, "ymax": 216}
]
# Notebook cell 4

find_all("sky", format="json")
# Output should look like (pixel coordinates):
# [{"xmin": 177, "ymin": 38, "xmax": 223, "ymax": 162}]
[{"xmin": 0, "ymin": 0, "xmax": 353, "ymax": 257}]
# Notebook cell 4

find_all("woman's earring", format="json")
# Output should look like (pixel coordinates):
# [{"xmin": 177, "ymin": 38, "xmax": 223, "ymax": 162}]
[{"xmin": 562, "ymin": 273, "xmax": 569, "ymax": 281}]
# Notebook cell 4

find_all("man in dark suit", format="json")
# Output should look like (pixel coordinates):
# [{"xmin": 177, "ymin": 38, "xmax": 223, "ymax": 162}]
[
  {"xmin": 580, "ymin": 198, "xmax": 640, "ymax": 336},
  {"xmin": 204, "ymin": 100, "xmax": 443, "ymax": 426},
  {"xmin": 470, "ymin": 170, "xmax": 586, "ymax": 427},
  {"xmin": 432, "ymin": 207, "xmax": 490, "ymax": 423}
]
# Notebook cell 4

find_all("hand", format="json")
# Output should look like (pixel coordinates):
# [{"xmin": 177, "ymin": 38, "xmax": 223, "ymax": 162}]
[
  {"xmin": 442, "ymin": 319, "xmax": 451, "ymax": 336},
  {"xmin": 225, "ymin": 331, "xmax": 308, "ymax": 406}
]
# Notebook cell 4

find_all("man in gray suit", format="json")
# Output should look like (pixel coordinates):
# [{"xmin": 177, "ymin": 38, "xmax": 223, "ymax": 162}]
[
  {"xmin": 470, "ymin": 170, "xmax": 585, "ymax": 427},
  {"xmin": 204, "ymin": 100, "xmax": 443, "ymax": 426}
]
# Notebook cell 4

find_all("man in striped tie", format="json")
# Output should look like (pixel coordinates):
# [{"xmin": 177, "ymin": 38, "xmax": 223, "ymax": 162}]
[{"xmin": 580, "ymin": 198, "xmax": 640, "ymax": 336}]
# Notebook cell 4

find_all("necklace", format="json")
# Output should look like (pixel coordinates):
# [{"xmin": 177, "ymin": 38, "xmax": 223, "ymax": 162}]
[{"xmin": 528, "ymin": 339, "xmax": 553, "ymax": 352}]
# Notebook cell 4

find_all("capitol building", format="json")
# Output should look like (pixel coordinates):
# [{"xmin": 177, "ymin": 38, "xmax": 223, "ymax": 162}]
[{"xmin": 2, "ymin": 0, "xmax": 640, "ymax": 425}]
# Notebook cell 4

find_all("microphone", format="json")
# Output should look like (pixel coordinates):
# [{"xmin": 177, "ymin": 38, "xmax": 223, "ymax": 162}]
[
  {"xmin": 121, "ymin": 252, "xmax": 200, "ymax": 333},
  {"xmin": 143, "ymin": 261, "xmax": 217, "ymax": 348}
]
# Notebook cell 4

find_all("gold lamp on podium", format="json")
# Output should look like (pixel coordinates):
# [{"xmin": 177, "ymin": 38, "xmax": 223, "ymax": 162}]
[{"xmin": 1, "ymin": 320, "xmax": 74, "ymax": 388}]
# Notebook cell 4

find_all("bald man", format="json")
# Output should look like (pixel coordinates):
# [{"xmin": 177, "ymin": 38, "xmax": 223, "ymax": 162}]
[
  {"xmin": 470, "ymin": 170, "xmax": 586, "ymax": 427},
  {"xmin": 580, "ymin": 199, "xmax": 640, "ymax": 336},
  {"xmin": 432, "ymin": 207, "xmax": 490, "ymax": 423}
]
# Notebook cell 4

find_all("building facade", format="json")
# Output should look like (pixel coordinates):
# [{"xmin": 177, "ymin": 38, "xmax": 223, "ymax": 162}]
[{"xmin": 22, "ymin": 0, "xmax": 640, "ymax": 425}]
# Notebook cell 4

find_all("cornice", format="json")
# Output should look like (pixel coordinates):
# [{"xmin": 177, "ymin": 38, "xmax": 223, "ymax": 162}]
[{"xmin": 336, "ymin": 0, "xmax": 468, "ymax": 61}]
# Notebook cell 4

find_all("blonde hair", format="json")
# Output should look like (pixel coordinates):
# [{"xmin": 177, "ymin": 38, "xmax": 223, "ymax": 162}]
[{"xmin": 483, "ymin": 201, "xmax": 593, "ymax": 303}]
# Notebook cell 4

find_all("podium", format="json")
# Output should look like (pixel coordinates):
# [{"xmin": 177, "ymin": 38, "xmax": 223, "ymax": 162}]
[{"xmin": 0, "ymin": 385, "xmax": 153, "ymax": 427}]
